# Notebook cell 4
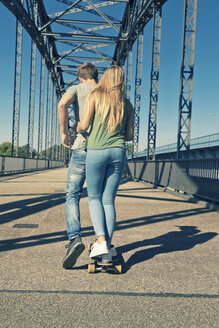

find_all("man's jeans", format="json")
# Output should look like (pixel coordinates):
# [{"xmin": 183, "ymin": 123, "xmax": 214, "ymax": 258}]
[{"xmin": 66, "ymin": 148, "xmax": 86, "ymax": 240}]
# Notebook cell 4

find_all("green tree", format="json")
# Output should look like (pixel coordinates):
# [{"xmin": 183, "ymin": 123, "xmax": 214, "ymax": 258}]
[
  {"xmin": 0, "ymin": 142, "xmax": 39, "ymax": 158},
  {"xmin": 40, "ymin": 144, "xmax": 62, "ymax": 160},
  {"xmin": 0, "ymin": 142, "xmax": 12, "ymax": 156},
  {"xmin": 32, "ymin": 149, "xmax": 38, "ymax": 158},
  {"xmin": 18, "ymin": 144, "xmax": 28, "ymax": 158},
  {"xmin": 17, "ymin": 144, "xmax": 39, "ymax": 158}
]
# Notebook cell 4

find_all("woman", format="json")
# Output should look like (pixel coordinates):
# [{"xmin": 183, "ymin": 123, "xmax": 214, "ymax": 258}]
[{"xmin": 77, "ymin": 65, "xmax": 134, "ymax": 262}]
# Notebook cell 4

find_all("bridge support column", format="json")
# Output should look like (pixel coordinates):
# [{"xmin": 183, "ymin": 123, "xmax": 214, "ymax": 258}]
[
  {"xmin": 45, "ymin": 71, "xmax": 52, "ymax": 158},
  {"xmin": 177, "ymin": 0, "xmax": 198, "ymax": 159},
  {"xmin": 27, "ymin": 0, "xmax": 38, "ymax": 158},
  {"xmin": 147, "ymin": 4, "xmax": 162, "ymax": 160},
  {"xmin": 50, "ymin": 84, "xmax": 56, "ymax": 160},
  {"xmin": 125, "ymin": 50, "xmax": 132, "ymax": 101},
  {"xmin": 12, "ymin": 1, "xmax": 23, "ymax": 157},
  {"xmin": 37, "ymin": 55, "xmax": 46, "ymax": 158},
  {"xmin": 132, "ymin": 31, "xmax": 144, "ymax": 159},
  {"xmin": 125, "ymin": 50, "xmax": 132, "ymax": 156}
]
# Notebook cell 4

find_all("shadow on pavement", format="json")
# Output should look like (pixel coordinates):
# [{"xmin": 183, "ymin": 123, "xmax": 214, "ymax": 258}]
[
  {"xmin": 118, "ymin": 187, "xmax": 151, "ymax": 192},
  {"xmin": 0, "ymin": 230, "xmax": 68, "ymax": 252},
  {"xmin": 0, "ymin": 193, "xmax": 66, "ymax": 225},
  {"xmin": 117, "ymin": 192, "xmax": 193, "ymax": 203},
  {"xmin": 67, "ymin": 264, "xmax": 88, "ymax": 271},
  {"xmin": 0, "ymin": 207, "xmax": 214, "ymax": 252},
  {"xmin": 0, "ymin": 225, "xmax": 95, "ymax": 252},
  {"xmin": 115, "ymin": 207, "xmax": 213, "ymax": 231},
  {"xmin": 0, "ymin": 188, "xmax": 88, "ymax": 225},
  {"xmin": 118, "ymin": 226, "xmax": 217, "ymax": 273}
]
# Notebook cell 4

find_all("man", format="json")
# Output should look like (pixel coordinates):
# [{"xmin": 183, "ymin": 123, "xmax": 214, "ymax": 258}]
[{"xmin": 58, "ymin": 62, "xmax": 98, "ymax": 269}]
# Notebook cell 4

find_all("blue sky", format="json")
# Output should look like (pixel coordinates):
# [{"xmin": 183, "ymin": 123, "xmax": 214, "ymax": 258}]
[{"xmin": 0, "ymin": 0, "xmax": 219, "ymax": 152}]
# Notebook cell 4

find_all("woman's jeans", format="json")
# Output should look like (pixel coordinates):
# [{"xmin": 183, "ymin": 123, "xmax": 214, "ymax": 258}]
[
  {"xmin": 66, "ymin": 148, "xmax": 86, "ymax": 240},
  {"xmin": 86, "ymin": 147, "xmax": 126, "ymax": 244}
]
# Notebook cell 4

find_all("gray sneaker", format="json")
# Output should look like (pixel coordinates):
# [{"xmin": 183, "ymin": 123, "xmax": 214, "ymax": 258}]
[{"xmin": 62, "ymin": 235, "xmax": 85, "ymax": 269}]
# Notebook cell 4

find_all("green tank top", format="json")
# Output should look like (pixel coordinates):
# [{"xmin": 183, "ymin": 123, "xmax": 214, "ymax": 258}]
[{"xmin": 85, "ymin": 99, "xmax": 128, "ymax": 150}]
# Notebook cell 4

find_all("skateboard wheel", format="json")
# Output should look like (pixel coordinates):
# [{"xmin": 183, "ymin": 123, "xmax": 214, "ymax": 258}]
[
  {"xmin": 88, "ymin": 263, "xmax": 95, "ymax": 273},
  {"xmin": 114, "ymin": 265, "xmax": 122, "ymax": 274}
]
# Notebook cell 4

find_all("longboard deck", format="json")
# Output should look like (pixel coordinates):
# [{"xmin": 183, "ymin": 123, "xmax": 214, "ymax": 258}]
[{"xmin": 88, "ymin": 244, "xmax": 122, "ymax": 274}]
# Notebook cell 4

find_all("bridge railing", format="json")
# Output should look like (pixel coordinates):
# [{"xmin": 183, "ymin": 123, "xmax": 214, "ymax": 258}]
[
  {"xmin": 135, "ymin": 133, "xmax": 219, "ymax": 157},
  {"xmin": 127, "ymin": 158, "xmax": 219, "ymax": 203},
  {"xmin": 0, "ymin": 155, "xmax": 64, "ymax": 175}
]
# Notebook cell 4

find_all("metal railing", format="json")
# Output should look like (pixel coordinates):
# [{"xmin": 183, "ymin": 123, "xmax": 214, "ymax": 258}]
[
  {"xmin": 0, "ymin": 155, "xmax": 64, "ymax": 175},
  {"xmin": 127, "ymin": 157, "xmax": 219, "ymax": 203},
  {"xmin": 135, "ymin": 133, "xmax": 219, "ymax": 157}
]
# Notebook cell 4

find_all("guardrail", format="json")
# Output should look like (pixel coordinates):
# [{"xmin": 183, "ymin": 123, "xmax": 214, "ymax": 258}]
[
  {"xmin": 135, "ymin": 132, "xmax": 219, "ymax": 157},
  {"xmin": 0, "ymin": 156, "xmax": 64, "ymax": 175},
  {"xmin": 127, "ymin": 158, "xmax": 219, "ymax": 203}
]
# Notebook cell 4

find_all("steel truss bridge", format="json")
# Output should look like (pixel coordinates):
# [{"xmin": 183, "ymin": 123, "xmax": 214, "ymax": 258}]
[{"xmin": 0, "ymin": 0, "xmax": 218, "ymax": 203}]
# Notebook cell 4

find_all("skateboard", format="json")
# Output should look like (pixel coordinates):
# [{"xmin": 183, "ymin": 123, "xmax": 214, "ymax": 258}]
[{"xmin": 88, "ymin": 244, "xmax": 122, "ymax": 274}]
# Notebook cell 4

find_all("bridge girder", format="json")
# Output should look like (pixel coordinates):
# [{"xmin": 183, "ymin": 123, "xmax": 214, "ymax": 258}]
[
  {"xmin": 1, "ymin": 0, "xmax": 64, "ymax": 94},
  {"xmin": 113, "ymin": 0, "xmax": 168, "ymax": 66},
  {"xmin": 1, "ymin": 0, "xmax": 199, "ymax": 163},
  {"xmin": 177, "ymin": 0, "xmax": 198, "ymax": 158},
  {"xmin": 1, "ymin": 0, "xmax": 168, "ymax": 92}
]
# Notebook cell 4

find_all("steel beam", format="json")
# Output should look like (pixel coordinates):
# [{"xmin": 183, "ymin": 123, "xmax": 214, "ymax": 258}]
[
  {"xmin": 51, "ymin": 1, "xmax": 121, "ymax": 24},
  {"xmin": 27, "ymin": 0, "xmax": 38, "ymax": 158},
  {"xmin": 41, "ymin": 31, "xmax": 122, "ymax": 41},
  {"xmin": 112, "ymin": 0, "xmax": 136, "ymax": 65},
  {"xmin": 1, "ymin": 0, "xmax": 64, "ymax": 93},
  {"xmin": 55, "ymin": 38, "xmax": 116, "ymax": 45},
  {"xmin": 125, "ymin": 50, "xmax": 132, "ymax": 101},
  {"xmin": 55, "ymin": 18, "xmax": 122, "ymax": 26},
  {"xmin": 57, "ymin": 22, "xmax": 114, "ymax": 37},
  {"xmin": 37, "ymin": 55, "xmax": 46, "ymax": 158},
  {"xmin": 85, "ymin": 0, "xmax": 123, "ymax": 35},
  {"xmin": 57, "ymin": 124, "xmax": 61, "ymax": 161},
  {"xmin": 113, "ymin": 0, "xmax": 168, "ymax": 66},
  {"xmin": 54, "ymin": 95, "xmax": 59, "ymax": 160},
  {"xmin": 177, "ymin": 0, "xmax": 197, "ymax": 158},
  {"xmin": 45, "ymin": 71, "xmax": 52, "ymax": 158},
  {"xmin": 2, "ymin": 0, "xmax": 173, "ymax": 163},
  {"xmin": 132, "ymin": 31, "xmax": 144, "ymax": 158},
  {"xmin": 12, "ymin": 11, "xmax": 23, "ymax": 156},
  {"xmin": 61, "ymin": 56, "xmax": 110, "ymax": 61},
  {"xmin": 39, "ymin": 0, "xmax": 81, "ymax": 32},
  {"xmin": 147, "ymin": 3, "xmax": 162, "ymax": 160},
  {"xmin": 52, "ymin": 84, "xmax": 58, "ymax": 160},
  {"xmin": 60, "ymin": 43, "xmax": 111, "ymax": 56},
  {"xmin": 125, "ymin": 49, "xmax": 132, "ymax": 155}
]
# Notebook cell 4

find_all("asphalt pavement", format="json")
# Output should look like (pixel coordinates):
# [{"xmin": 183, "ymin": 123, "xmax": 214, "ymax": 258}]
[{"xmin": 0, "ymin": 168, "xmax": 218, "ymax": 328}]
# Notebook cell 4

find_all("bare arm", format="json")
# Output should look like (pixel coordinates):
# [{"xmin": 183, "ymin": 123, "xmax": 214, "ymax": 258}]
[
  {"xmin": 58, "ymin": 93, "xmax": 74, "ymax": 149},
  {"xmin": 125, "ymin": 100, "xmax": 134, "ymax": 141},
  {"xmin": 77, "ymin": 94, "xmax": 95, "ymax": 133}
]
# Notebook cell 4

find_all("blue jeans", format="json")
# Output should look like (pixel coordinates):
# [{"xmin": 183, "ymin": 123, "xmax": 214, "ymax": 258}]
[
  {"xmin": 86, "ymin": 147, "xmax": 126, "ymax": 244},
  {"xmin": 66, "ymin": 148, "xmax": 86, "ymax": 240}
]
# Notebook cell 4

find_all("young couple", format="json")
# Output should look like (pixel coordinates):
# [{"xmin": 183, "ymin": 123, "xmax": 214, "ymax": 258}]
[{"xmin": 58, "ymin": 62, "xmax": 134, "ymax": 269}]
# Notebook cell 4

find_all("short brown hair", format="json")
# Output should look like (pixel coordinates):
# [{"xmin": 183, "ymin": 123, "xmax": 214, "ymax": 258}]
[{"xmin": 77, "ymin": 62, "xmax": 98, "ymax": 81}]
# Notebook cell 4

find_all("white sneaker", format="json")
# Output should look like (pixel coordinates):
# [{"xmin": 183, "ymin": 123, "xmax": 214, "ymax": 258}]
[
  {"xmin": 101, "ymin": 249, "xmax": 112, "ymax": 263},
  {"xmin": 89, "ymin": 241, "xmax": 108, "ymax": 258}
]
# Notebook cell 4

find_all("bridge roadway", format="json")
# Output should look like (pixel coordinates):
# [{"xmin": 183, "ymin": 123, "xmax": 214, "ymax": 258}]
[{"xmin": 0, "ymin": 168, "xmax": 218, "ymax": 327}]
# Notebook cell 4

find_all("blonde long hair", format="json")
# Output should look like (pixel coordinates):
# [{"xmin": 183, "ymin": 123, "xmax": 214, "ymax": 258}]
[{"xmin": 91, "ymin": 65, "xmax": 125, "ymax": 133}]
